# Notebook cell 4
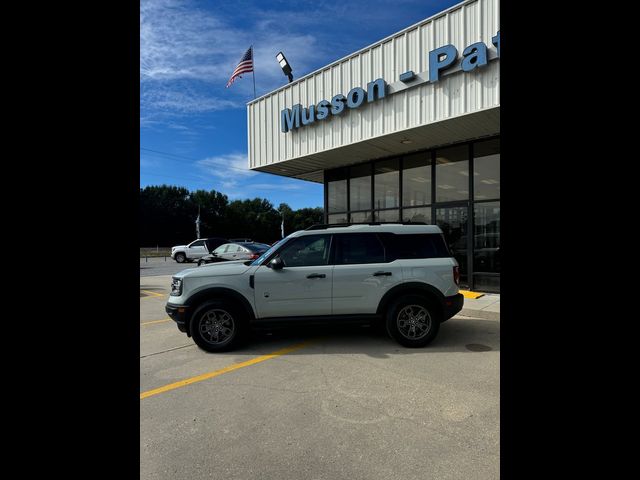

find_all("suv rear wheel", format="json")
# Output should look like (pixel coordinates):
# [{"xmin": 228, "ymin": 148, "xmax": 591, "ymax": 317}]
[
  {"xmin": 386, "ymin": 294, "xmax": 440, "ymax": 348},
  {"xmin": 175, "ymin": 252, "xmax": 186, "ymax": 263},
  {"xmin": 190, "ymin": 300, "xmax": 245, "ymax": 352}
]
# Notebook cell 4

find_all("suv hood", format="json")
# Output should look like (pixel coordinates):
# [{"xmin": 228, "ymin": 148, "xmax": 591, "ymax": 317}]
[
  {"xmin": 175, "ymin": 260, "xmax": 253, "ymax": 278},
  {"xmin": 172, "ymin": 245, "xmax": 188, "ymax": 251}
]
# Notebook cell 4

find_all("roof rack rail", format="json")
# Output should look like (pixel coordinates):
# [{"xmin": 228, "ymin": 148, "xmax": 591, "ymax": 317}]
[{"xmin": 305, "ymin": 221, "xmax": 427, "ymax": 231}]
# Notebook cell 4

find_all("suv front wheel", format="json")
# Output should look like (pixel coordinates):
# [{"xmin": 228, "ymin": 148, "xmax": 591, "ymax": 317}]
[
  {"xmin": 386, "ymin": 295, "xmax": 441, "ymax": 348},
  {"xmin": 190, "ymin": 300, "xmax": 244, "ymax": 352},
  {"xmin": 175, "ymin": 252, "xmax": 186, "ymax": 263}
]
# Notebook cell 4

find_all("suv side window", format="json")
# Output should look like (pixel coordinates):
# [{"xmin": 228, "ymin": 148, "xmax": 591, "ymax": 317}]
[
  {"xmin": 278, "ymin": 235, "xmax": 331, "ymax": 267},
  {"xmin": 335, "ymin": 233, "xmax": 385, "ymax": 264},
  {"xmin": 190, "ymin": 240, "xmax": 205, "ymax": 247},
  {"xmin": 379, "ymin": 233, "xmax": 451, "ymax": 260}
]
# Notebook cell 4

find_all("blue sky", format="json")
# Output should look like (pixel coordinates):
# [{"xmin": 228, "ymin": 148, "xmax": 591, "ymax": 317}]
[{"xmin": 140, "ymin": 0, "xmax": 459, "ymax": 210}]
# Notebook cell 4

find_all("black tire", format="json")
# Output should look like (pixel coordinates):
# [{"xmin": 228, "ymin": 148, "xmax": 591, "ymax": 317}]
[
  {"xmin": 386, "ymin": 294, "xmax": 441, "ymax": 348},
  {"xmin": 190, "ymin": 300, "xmax": 246, "ymax": 352},
  {"xmin": 175, "ymin": 252, "xmax": 186, "ymax": 263},
  {"xmin": 197, "ymin": 259, "xmax": 205, "ymax": 266}
]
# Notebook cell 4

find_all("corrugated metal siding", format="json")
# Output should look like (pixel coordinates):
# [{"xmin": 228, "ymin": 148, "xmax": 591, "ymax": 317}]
[{"xmin": 248, "ymin": 0, "xmax": 499, "ymax": 171}]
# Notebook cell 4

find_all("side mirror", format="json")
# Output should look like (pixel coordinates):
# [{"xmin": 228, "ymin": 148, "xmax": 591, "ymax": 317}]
[{"xmin": 269, "ymin": 257, "xmax": 284, "ymax": 270}]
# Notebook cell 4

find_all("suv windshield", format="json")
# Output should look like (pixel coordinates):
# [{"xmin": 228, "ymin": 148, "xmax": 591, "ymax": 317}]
[{"xmin": 250, "ymin": 238, "xmax": 289, "ymax": 266}]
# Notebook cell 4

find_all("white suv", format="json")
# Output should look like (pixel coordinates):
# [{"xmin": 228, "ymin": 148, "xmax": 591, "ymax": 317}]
[{"xmin": 166, "ymin": 224, "xmax": 463, "ymax": 352}]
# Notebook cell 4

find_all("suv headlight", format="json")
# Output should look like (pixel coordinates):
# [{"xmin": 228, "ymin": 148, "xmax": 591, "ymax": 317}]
[{"xmin": 170, "ymin": 277, "xmax": 183, "ymax": 296}]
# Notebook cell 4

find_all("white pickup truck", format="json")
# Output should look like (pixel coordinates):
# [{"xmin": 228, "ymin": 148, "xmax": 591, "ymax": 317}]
[{"xmin": 170, "ymin": 237, "xmax": 227, "ymax": 263}]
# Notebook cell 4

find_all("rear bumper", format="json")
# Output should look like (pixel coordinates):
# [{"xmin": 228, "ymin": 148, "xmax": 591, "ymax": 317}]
[
  {"xmin": 442, "ymin": 293, "xmax": 464, "ymax": 321},
  {"xmin": 165, "ymin": 303, "xmax": 190, "ymax": 335}
]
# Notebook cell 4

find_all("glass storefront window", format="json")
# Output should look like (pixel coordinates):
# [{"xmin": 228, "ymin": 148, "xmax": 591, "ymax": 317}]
[
  {"xmin": 375, "ymin": 209, "xmax": 399, "ymax": 222},
  {"xmin": 350, "ymin": 211, "xmax": 372, "ymax": 223},
  {"xmin": 474, "ymin": 139, "xmax": 500, "ymax": 200},
  {"xmin": 323, "ymin": 136, "xmax": 499, "ymax": 292},
  {"xmin": 473, "ymin": 201, "xmax": 500, "ymax": 273},
  {"xmin": 436, "ymin": 205, "xmax": 469, "ymax": 285},
  {"xmin": 402, "ymin": 207, "xmax": 431, "ymax": 224},
  {"xmin": 327, "ymin": 179, "xmax": 347, "ymax": 213},
  {"xmin": 328, "ymin": 213, "xmax": 348, "ymax": 224},
  {"xmin": 435, "ymin": 145, "xmax": 469, "ymax": 202},
  {"xmin": 349, "ymin": 164, "xmax": 371, "ymax": 211},
  {"xmin": 374, "ymin": 159, "xmax": 399, "ymax": 209},
  {"xmin": 472, "ymin": 274, "xmax": 500, "ymax": 292},
  {"xmin": 402, "ymin": 152, "xmax": 431, "ymax": 207}
]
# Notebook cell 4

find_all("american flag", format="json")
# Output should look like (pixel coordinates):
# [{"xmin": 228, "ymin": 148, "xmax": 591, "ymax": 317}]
[{"xmin": 226, "ymin": 46, "xmax": 253, "ymax": 88}]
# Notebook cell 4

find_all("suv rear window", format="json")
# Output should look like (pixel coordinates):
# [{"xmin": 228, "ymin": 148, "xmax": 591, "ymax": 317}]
[
  {"xmin": 379, "ymin": 233, "xmax": 451, "ymax": 260},
  {"xmin": 335, "ymin": 233, "xmax": 385, "ymax": 264}
]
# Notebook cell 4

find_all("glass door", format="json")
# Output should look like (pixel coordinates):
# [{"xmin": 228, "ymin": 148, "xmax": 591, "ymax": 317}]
[{"xmin": 435, "ymin": 204, "xmax": 470, "ymax": 288}]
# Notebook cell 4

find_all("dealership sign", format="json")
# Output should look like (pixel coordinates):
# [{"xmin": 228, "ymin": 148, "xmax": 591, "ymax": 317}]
[{"xmin": 280, "ymin": 32, "xmax": 500, "ymax": 133}]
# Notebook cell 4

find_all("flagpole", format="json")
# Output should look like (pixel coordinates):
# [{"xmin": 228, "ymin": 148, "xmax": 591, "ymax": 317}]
[{"xmin": 251, "ymin": 45, "xmax": 256, "ymax": 99}]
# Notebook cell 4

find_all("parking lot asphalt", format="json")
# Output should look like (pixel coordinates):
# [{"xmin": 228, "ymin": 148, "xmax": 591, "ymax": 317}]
[
  {"xmin": 140, "ymin": 274, "xmax": 500, "ymax": 480},
  {"xmin": 140, "ymin": 257, "xmax": 198, "ymax": 277}
]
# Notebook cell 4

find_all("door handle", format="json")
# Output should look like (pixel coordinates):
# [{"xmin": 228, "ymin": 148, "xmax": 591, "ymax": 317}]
[
  {"xmin": 306, "ymin": 273, "xmax": 326, "ymax": 279},
  {"xmin": 373, "ymin": 271, "xmax": 392, "ymax": 276}
]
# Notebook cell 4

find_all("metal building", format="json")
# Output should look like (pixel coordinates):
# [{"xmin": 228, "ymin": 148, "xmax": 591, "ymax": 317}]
[{"xmin": 247, "ymin": 0, "xmax": 500, "ymax": 292}]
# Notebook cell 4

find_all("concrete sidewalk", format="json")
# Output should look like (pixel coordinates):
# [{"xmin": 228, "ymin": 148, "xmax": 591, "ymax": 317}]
[{"xmin": 458, "ymin": 292, "xmax": 500, "ymax": 321}]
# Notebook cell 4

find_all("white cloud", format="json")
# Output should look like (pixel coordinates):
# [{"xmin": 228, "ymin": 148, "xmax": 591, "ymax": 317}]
[
  {"xmin": 140, "ymin": 0, "xmax": 330, "ymax": 118},
  {"xmin": 196, "ymin": 152, "xmax": 256, "ymax": 179},
  {"xmin": 247, "ymin": 183, "xmax": 306, "ymax": 191}
]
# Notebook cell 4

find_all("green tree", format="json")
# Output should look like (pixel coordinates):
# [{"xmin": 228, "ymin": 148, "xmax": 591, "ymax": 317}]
[{"xmin": 140, "ymin": 185, "xmax": 324, "ymax": 246}]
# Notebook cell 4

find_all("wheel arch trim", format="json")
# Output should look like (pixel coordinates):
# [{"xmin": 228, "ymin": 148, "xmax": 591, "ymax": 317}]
[
  {"xmin": 376, "ymin": 282, "xmax": 445, "ymax": 317},
  {"xmin": 184, "ymin": 287, "xmax": 256, "ymax": 336}
]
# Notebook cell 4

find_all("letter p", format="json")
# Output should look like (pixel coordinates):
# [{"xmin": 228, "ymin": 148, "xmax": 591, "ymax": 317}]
[{"xmin": 429, "ymin": 44, "xmax": 458, "ymax": 83}]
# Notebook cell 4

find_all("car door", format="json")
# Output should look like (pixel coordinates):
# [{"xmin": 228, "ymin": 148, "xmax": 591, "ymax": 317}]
[
  {"xmin": 227, "ymin": 244, "xmax": 246, "ymax": 261},
  {"xmin": 331, "ymin": 233, "xmax": 404, "ymax": 315},
  {"xmin": 211, "ymin": 244, "xmax": 229, "ymax": 262},
  {"xmin": 187, "ymin": 240, "xmax": 207, "ymax": 259},
  {"xmin": 253, "ymin": 234, "xmax": 333, "ymax": 318}
]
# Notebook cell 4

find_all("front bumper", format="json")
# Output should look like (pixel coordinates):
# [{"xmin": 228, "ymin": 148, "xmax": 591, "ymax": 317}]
[
  {"xmin": 165, "ymin": 303, "xmax": 190, "ymax": 335},
  {"xmin": 442, "ymin": 293, "xmax": 464, "ymax": 321}
]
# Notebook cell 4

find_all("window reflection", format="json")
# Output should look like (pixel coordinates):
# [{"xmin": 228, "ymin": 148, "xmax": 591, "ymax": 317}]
[
  {"xmin": 436, "ymin": 206, "xmax": 469, "ymax": 283},
  {"xmin": 435, "ymin": 145, "xmax": 469, "ymax": 202},
  {"xmin": 350, "ymin": 211, "xmax": 373, "ymax": 223},
  {"xmin": 402, "ymin": 207, "xmax": 431, "ymax": 223},
  {"xmin": 474, "ymin": 139, "xmax": 500, "ymax": 200},
  {"xmin": 328, "ymin": 179, "xmax": 347, "ymax": 213},
  {"xmin": 403, "ymin": 152, "xmax": 431, "ymax": 207},
  {"xmin": 473, "ymin": 201, "xmax": 500, "ymax": 273},
  {"xmin": 322, "ymin": 136, "xmax": 499, "ymax": 292},
  {"xmin": 374, "ymin": 159, "xmax": 399, "ymax": 209},
  {"xmin": 328, "ymin": 213, "xmax": 348, "ymax": 224},
  {"xmin": 350, "ymin": 164, "xmax": 371, "ymax": 211},
  {"xmin": 375, "ymin": 209, "xmax": 400, "ymax": 222}
]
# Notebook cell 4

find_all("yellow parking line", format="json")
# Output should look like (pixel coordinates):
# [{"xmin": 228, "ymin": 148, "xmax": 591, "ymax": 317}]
[
  {"xmin": 140, "ymin": 290, "xmax": 166, "ymax": 298},
  {"xmin": 460, "ymin": 290, "xmax": 485, "ymax": 299},
  {"xmin": 141, "ymin": 318, "xmax": 172, "ymax": 326},
  {"xmin": 140, "ymin": 341, "xmax": 313, "ymax": 400}
]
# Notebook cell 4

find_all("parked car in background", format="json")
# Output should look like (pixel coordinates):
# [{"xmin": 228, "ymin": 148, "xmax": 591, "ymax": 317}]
[
  {"xmin": 171, "ymin": 237, "xmax": 228, "ymax": 263},
  {"xmin": 197, "ymin": 242, "xmax": 271, "ymax": 266}
]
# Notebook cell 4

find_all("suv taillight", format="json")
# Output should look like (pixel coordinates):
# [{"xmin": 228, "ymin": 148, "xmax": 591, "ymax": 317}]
[
  {"xmin": 453, "ymin": 266, "xmax": 460, "ymax": 286},
  {"xmin": 249, "ymin": 253, "xmax": 259, "ymax": 259}
]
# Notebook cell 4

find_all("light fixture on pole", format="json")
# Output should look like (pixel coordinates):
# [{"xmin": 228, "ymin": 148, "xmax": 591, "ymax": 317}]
[{"xmin": 276, "ymin": 52, "xmax": 293, "ymax": 83}]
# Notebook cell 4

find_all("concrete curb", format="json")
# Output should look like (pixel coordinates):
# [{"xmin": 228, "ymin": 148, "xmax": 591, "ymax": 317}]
[{"xmin": 458, "ymin": 308, "xmax": 500, "ymax": 321}]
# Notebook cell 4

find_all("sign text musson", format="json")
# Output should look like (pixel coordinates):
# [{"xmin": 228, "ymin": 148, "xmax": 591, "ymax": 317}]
[{"xmin": 280, "ymin": 32, "xmax": 500, "ymax": 133}]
